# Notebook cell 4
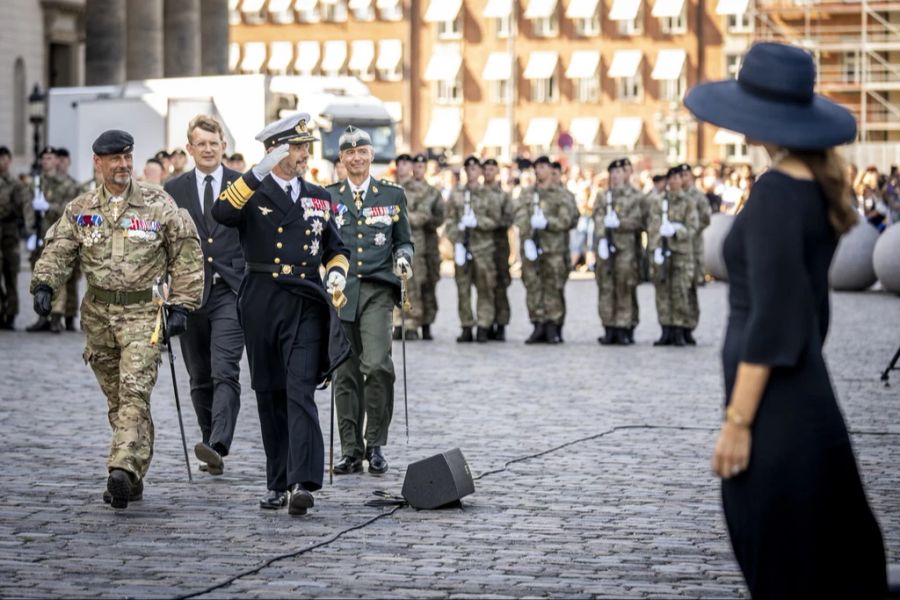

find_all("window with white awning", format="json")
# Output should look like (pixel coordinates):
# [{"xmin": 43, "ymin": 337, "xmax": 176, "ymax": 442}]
[
  {"xmin": 424, "ymin": 108, "xmax": 463, "ymax": 148},
  {"xmin": 483, "ymin": 52, "xmax": 512, "ymax": 81},
  {"xmin": 525, "ymin": 0, "xmax": 558, "ymax": 18},
  {"xmin": 524, "ymin": 118, "xmax": 559, "ymax": 148},
  {"xmin": 607, "ymin": 117, "xmax": 643, "ymax": 148},
  {"xmin": 481, "ymin": 118, "xmax": 511, "ymax": 150},
  {"xmin": 609, "ymin": 0, "xmax": 641, "ymax": 20},
  {"xmin": 566, "ymin": 0, "xmax": 600, "ymax": 18},
  {"xmin": 294, "ymin": 41, "xmax": 321, "ymax": 75},
  {"xmin": 424, "ymin": 0, "xmax": 462, "ymax": 21},
  {"xmin": 424, "ymin": 46, "xmax": 463, "ymax": 82},
  {"xmin": 484, "ymin": 0, "xmax": 512, "ymax": 17},
  {"xmin": 376, "ymin": 39, "xmax": 402, "ymax": 80},
  {"xmin": 608, "ymin": 50, "xmax": 642, "ymax": 78},
  {"xmin": 240, "ymin": 42, "xmax": 266, "ymax": 73},
  {"xmin": 651, "ymin": 49, "xmax": 686, "ymax": 79},
  {"xmin": 321, "ymin": 40, "xmax": 347, "ymax": 76},
  {"xmin": 716, "ymin": 0, "xmax": 749, "ymax": 15},
  {"xmin": 566, "ymin": 51, "xmax": 600, "ymax": 79},
  {"xmin": 267, "ymin": 42, "xmax": 294, "ymax": 74},
  {"xmin": 524, "ymin": 51, "xmax": 559, "ymax": 79},
  {"xmin": 349, "ymin": 40, "xmax": 375, "ymax": 81},
  {"xmin": 570, "ymin": 117, "xmax": 601, "ymax": 148}
]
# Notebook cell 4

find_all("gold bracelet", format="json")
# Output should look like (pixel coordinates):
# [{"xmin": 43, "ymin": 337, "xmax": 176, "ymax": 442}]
[{"xmin": 725, "ymin": 405, "xmax": 750, "ymax": 428}]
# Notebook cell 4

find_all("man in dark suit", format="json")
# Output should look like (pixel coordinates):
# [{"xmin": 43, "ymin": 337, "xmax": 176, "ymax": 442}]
[
  {"xmin": 164, "ymin": 115, "xmax": 245, "ymax": 476},
  {"xmin": 212, "ymin": 113, "xmax": 350, "ymax": 516}
]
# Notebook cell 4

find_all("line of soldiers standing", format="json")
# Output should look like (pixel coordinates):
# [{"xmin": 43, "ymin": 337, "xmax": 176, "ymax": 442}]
[{"xmin": 388, "ymin": 154, "xmax": 711, "ymax": 346}]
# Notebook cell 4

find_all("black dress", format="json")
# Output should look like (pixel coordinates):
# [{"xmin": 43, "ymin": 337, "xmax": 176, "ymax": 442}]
[{"xmin": 721, "ymin": 171, "xmax": 886, "ymax": 599}]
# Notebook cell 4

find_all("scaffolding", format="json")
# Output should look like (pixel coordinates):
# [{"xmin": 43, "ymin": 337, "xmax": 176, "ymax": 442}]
[{"xmin": 753, "ymin": 0, "xmax": 900, "ymax": 142}]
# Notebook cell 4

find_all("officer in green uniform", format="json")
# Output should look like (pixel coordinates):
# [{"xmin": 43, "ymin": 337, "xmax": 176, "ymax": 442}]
[
  {"xmin": 394, "ymin": 153, "xmax": 444, "ymax": 340},
  {"xmin": 327, "ymin": 126, "xmax": 413, "ymax": 476},
  {"xmin": 514, "ymin": 156, "xmax": 576, "ymax": 345},
  {"xmin": 677, "ymin": 163, "xmax": 711, "ymax": 345},
  {"xmin": 482, "ymin": 158, "xmax": 513, "ymax": 341},
  {"xmin": 647, "ymin": 167, "xmax": 698, "ymax": 347},
  {"xmin": 0, "ymin": 146, "xmax": 31, "ymax": 330},
  {"xmin": 593, "ymin": 158, "xmax": 644, "ymax": 345},
  {"xmin": 30, "ymin": 129, "xmax": 203, "ymax": 508},
  {"xmin": 446, "ymin": 156, "xmax": 502, "ymax": 343}
]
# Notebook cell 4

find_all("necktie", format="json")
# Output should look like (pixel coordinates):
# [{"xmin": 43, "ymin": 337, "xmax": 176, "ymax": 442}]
[
  {"xmin": 285, "ymin": 184, "xmax": 294, "ymax": 203},
  {"xmin": 353, "ymin": 190, "xmax": 363, "ymax": 212},
  {"xmin": 203, "ymin": 175, "xmax": 215, "ymax": 230}
]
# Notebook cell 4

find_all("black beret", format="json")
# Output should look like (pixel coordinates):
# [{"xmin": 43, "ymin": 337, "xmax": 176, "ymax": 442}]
[
  {"xmin": 533, "ymin": 155, "xmax": 551, "ymax": 166},
  {"xmin": 230, "ymin": 153, "xmax": 244, "ymax": 161},
  {"xmin": 622, "ymin": 157, "xmax": 632, "ymax": 167},
  {"xmin": 55, "ymin": 147, "xmax": 70, "ymax": 158},
  {"xmin": 463, "ymin": 155, "xmax": 482, "ymax": 168},
  {"xmin": 551, "ymin": 161, "xmax": 562, "ymax": 171},
  {"xmin": 666, "ymin": 166, "xmax": 681, "ymax": 178},
  {"xmin": 154, "ymin": 149, "xmax": 170, "ymax": 160},
  {"xmin": 395, "ymin": 153, "xmax": 413, "ymax": 163},
  {"xmin": 675, "ymin": 163, "xmax": 692, "ymax": 174},
  {"xmin": 171, "ymin": 148, "xmax": 187, "ymax": 157},
  {"xmin": 0, "ymin": 146, "xmax": 10, "ymax": 157},
  {"xmin": 482, "ymin": 158, "xmax": 498, "ymax": 167},
  {"xmin": 652, "ymin": 174, "xmax": 666, "ymax": 183},
  {"xmin": 39, "ymin": 146, "xmax": 57, "ymax": 157},
  {"xmin": 92, "ymin": 130, "xmax": 134, "ymax": 156},
  {"xmin": 608, "ymin": 158, "xmax": 628, "ymax": 171},
  {"xmin": 412, "ymin": 153, "xmax": 427, "ymax": 163}
]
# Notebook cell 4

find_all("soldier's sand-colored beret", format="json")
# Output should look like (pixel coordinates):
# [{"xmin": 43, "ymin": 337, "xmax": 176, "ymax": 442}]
[
  {"xmin": 463, "ymin": 155, "xmax": 481, "ymax": 168},
  {"xmin": 92, "ymin": 130, "xmax": 134, "ymax": 156},
  {"xmin": 533, "ymin": 155, "xmax": 551, "ymax": 166},
  {"xmin": 395, "ymin": 153, "xmax": 413, "ymax": 163},
  {"xmin": 255, "ymin": 112, "xmax": 318, "ymax": 148},
  {"xmin": 482, "ymin": 158, "xmax": 498, "ymax": 167},
  {"xmin": 608, "ymin": 158, "xmax": 628, "ymax": 171},
  {"xmin": 339, "ymin": 125, "xmax": 372, "ymax": 151},
  {"xmin": 413, "ymin": 153, "xmax": 427, "ymax": 163}
]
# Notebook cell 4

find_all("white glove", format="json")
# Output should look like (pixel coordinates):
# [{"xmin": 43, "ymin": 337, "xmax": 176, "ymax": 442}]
[
  {"xmin": 523, "ymin": 238, "xmax": 539, "ymax": 262},
  {"xmin": 461, "ymin": 210, "xmax": 478, "ymax": 229},
  {"xmin": 603, "ymin": 211, "xmax": 620, "ymax": 229},
  {"xmin": 653, "ymin": 246, "xmax": 665, "ymax": 265},
  {"xmin": 454, "ymin": 242, "xmax": 468, "ymax": 267},
  {"xmin": 326, "ymin": 271, "xmax": 346, "ymax": 293},
  {"xmin": 394, "ymin": 255, "xmax": 412, "ymax": 279},
  {"xmin": 26, "ymin": 234, "xmax": 39, "ymax": 252},
  {"xmin": 32, "ymin": 192, "xmax": 49, "ymax": 212},
  {"xmin": 251, "ymin": 144, "xmax": 290, "ymax": 180},
  {"xmin": 670, "ymin": 221, "xmax": 686, "ymax": 234},
  {"xmin": 659, "ymin": 221, "xmax": 675, "ymax": 238},
  {"xmin": 530, "ymin": 209, "xmax": 548, "ymax": 231},
  {"xmin": 598, "ymin": 238, "xmax": 610, "ymax": 260}
]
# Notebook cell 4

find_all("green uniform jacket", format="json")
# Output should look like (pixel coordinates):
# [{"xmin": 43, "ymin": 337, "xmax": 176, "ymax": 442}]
[
  {"xmin": 403, "ymin": 177, "xmax": 443, "ymax": 256},
  {"xmin": 514, "ymin": 185, "xmax": 575, "ymax": 255},
  {"xmin": 327, "ymin": 177, "xmax": 414, "ymax": 322},
  {"xmin": 445, "ymin": 184, "xmax": 502, "ymax": 255},
  {"xmin": 646, "ymin": 190, "xmax": 699, "ymax": 256}
]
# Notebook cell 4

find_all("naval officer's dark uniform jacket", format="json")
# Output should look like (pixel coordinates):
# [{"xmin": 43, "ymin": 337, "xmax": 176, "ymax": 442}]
[{"xmin": 212, "ymin": 170, "xmax": 350, "ymax": 492}]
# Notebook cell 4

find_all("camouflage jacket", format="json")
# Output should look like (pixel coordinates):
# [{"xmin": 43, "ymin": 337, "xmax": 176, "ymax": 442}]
[
  {"xmin": 445, "ymin": 184, "xmax": 503, "ymax": 254},
  {"xmin": 0, "ymin": 173, "xmax": 31, "ymax": 227},
  {"xmin": 31, "ymin": 178, "xmax": 204, "ymax": 310},
  {"xmin": 403, "ymin": 178, "xmax": 444, "ymax": 250},
  {"xmin": 37, "ymin": 174, "xmax": 80, "ymax": 236},
  {"xmin": 591, "ymin": 185, "xmax": 644, "ymax": 255},
  {"xmin": 686, "ymin": 186, "xmax": 712, "ymax": 233},
  {"xmin": 646, "ymin": 190, "xmax": 699, "ymax": 256},
  {"xmin": 484, "ymin": 182, "xmax": 514, "ymax": 246},
  {"xmin": 514, "ymin": 185, "xmax": 576, "ymax": 255}
]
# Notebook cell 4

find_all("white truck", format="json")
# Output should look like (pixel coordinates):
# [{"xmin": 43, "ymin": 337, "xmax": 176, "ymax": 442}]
[{"xmin": 46, "ymin": 74, "xmax": 397, "ymax": 183}]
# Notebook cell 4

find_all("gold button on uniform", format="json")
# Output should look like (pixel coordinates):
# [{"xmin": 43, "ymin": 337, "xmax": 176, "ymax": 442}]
[
  {"xmin": 272, "ymin": 272, "xmax": 278, "ymax": 278},
  {"xmin": 276, "ymin": 242, "xmax": 283, "ymax": 248},
  {"xmin": 357, "ymin": 260, "xmax": 363, "ymax": 266},
  {"xmin": 305, "ymin": 230, "xmax": 311, "ymax": 235},
  {"xmin": 274, "ymin": 257, "xmax": 281, "ymax": 264},
  {"xmin": 300, "ymin": 273, "xmax": 306, "ymax": 279},
  {"xmin": 357, "ymin": 220, "xmax": 363, "ymax": 225},
  {"xmin": 357, "ymin": 247, "xmax": 363, "ymax": 253},
  {"xmin": 207, "ymin": 256, "xmax": 213, "ymax": 263},
  {"xmin": 207, "ymin": 238, "xmax": 213, "ymax": 243},
  {"xmin": 303, "ymin": 244, "xmax": 308, "ymax": 250},
  {"xmin": 302, "ymin": 261, "xmax": 308, "ymax": 266},
  {"xmin": 357, "ymin": 233, "xmax": 363, "ymax": 239},
  {"xmin": 277, "ymin": 227, "xmax": 283, "ymax": 233}
]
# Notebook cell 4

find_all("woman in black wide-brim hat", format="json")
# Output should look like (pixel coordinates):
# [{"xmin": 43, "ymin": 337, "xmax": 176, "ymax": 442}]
[{"xmin": 684, "ymin": 42, "xmax": 887, "ymax": 598}]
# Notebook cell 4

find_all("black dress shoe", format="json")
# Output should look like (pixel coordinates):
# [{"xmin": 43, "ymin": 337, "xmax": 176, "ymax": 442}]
[
  {"xmin": 421, "ymin": 324, "xmax": 433, "ymax": 340},
  {"xmin": 106, "ymin": 469, "xmax": 134, "ymax": 509},
  {"xmin": 64, "ymin": 316, "xmax": 77, "ymax": 332},
  {"xmin": 288, "ymin": 484, "xmax": 315, "ymax": 516},
  {"xmin": 103, "ymin": 478, "xmax": 143, "ymax": 504},
  {"xmin": 525, "ymin": 322, "xmax": 546, "ymax": 344},
  {"xmin": 475, "ymin": 326, "xmax": 490, "ymax": 343},
  {"xmin": 259, "ymin": 489, "xmax": 287, "ymax": 510},
  {"xmin": 366, "ymin": 446, "xmax": 388, "ymax": 474},
  {"xmin": 194, "ymin": 442, "xmax": 224, "ymax": 475},
  {"xmin": 493, "ymin": 324, "xmax": 506, "ymax": 342},
  {"xmin": 684, "ymin": 329, "xmax": 697, "ymax": 345},
  {"xmin": 26, "ymin": 316, "xmax": 51, "ymax": 332},
  {"xmin": 333, "ymin": 455, "xmax": 363, "ymax": 475},
  {"xmin": 456, "ymin": 326, "xmax": 473, "ymax": 343}
]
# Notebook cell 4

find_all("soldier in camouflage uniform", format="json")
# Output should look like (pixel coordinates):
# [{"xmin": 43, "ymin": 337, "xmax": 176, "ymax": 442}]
[
  {"xmin": 0, "ymin": 146, "xmax": 31, "ymax": 330},
  {"xmin": 647, "ymin": 166, "xmax": 699, "ymax": 347},
  {"xmin": 593, "ymin": 158, "xmax": 644, "ymax": 345},
  {"xmin": 54, "ymin": 148, "xmax": 85, "ymax": 331},
  {"xmin": 395, "ymin": 153, "xmax": 444, "ymax": 340},
  {"xmin": 446, "ymin": 156, "xmax": 502, "ymax": 343},
  {"xmin": 551, "ymin": 161, "xmax": 579, "ymax": 342},
  {"xmin": 416, "ymin": 154, "xmax": 444, "ymax": 339},
  {"xmin": 677, "ymin": 163, "xmax": 711, "ymax": 345},
  {"xmin": 482, "ymin": 158, "xmax": 513, "ymax": 341},
  {"xmin": 30, "ymin": 130, "xmax": 203, "ymax": 508},
  {"xmin": 26, "ymin": 147, "xmax": 81, "ymax": 333},
  {"xmin": 515, "ymin": 156, "xmax": 576, "ymax": 345}
]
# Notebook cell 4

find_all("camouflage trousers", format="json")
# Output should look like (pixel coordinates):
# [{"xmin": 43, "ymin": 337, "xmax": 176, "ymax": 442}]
[
  {"xmin": 422, "ymin": 232, "xmax": 441, "ymax": 326},
  {"xmin": 596, "ymin": 257, "xmax": 640, "ymax": 328},
  {"xmin": 651, "ymin": 253, "xmax": 693, "ymax": 328},
  {"xmin": 493, "ymin": 237, "xmax": 512, "ymax": 326},
  {"xmin": 687, "ymin": 238, "xmax": 704, "ymax": 329},
  {"xmin": 521, "ymin": 251, "xmax": 568, "ymax": 324},
  {"xmin": 52, "ymin": 264, "xmax": 81, "ymax": 318},
  {"xmin": 0, "ymin": 222, "xmax": 20, "ymax": 319},
  {"xmin": 81, "ymin": 297, "xmax": 162, "ymax": 480},
  {"xmin": 454, "ymin": 252, "xmax": 497, "ymax": 328}
]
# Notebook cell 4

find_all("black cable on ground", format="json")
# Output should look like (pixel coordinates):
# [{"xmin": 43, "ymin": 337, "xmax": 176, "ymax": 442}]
[{"xmin": 176, "ymin": 423, "xmax": 898, "ymax": 598}]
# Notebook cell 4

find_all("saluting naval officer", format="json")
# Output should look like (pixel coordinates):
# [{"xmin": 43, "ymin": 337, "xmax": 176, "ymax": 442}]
[
  {"xmin": 164, "ymin": 115, "xmax": 245, "ymax": 475},
  {"xmin": 212, "ymin": 113, "xmax": 351, "ymax": 515},
  {"xmin": 31, "ymin": 129, "xmax": 204, "ymax": 508},
  {"xmin": 327, "ymin": 126, "xmax": 413, "ymax": 476}
]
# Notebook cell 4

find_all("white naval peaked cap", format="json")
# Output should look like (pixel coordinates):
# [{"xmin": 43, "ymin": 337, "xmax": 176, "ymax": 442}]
[
  {"xmin": 338, "ymin": 125, "xmax": 372, "ymax": 151},
  {"xmin": 254, "ymin": 112, "xmax": 318, "ymax": 148}
]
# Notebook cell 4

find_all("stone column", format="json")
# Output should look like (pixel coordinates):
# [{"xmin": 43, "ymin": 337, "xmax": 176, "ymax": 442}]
[
  {"xmin": 164, "ymin": 0, "xmax": 201, "ymax": 77},
  {"xmin": 84, "ymin": 0, "xmax": 126, "ymax": 85},
  {"xmin": 126, "ymin": 0, "xmax": 164, "ymax": 80},
  {"xmin": 200, "ymin": 0, "xmax": 230, "ymax": 75}
]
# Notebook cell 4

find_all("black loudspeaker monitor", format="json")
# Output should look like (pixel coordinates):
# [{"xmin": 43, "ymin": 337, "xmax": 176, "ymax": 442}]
[{"xmin": 402, "ymin": 448, "xmax": 475, "ymax": 509}]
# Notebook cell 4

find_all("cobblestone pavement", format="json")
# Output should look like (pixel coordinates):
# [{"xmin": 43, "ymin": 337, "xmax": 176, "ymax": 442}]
[{"xmin": 1, "ymin": 271, "xmax": 898, "ymax": 598}]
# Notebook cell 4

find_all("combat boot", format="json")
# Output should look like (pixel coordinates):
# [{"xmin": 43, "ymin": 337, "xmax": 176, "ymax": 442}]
[
  {"xmin": 672, "ymin": 327, "xmax": 687, "ymax": 347},
  {"xmin": 404, "ymin": 329, "xmax": 419, "ymax": 341},
  {"xmin": 557, "ymin": 323, "xmax": 565, "ymax": 343},
  {"xmin": 103, "ymin": 478, "xmax": 143, "ymax": 505},
  {"xmin": 653, "ymin": 326, "xmax": 673, "ymax": 346},
  {"xmin": 106, "ymin": 469, "xmax": 134, "ymax": 509},
  {"xmin": 65, "ymin": 316, "xmax": 77, "ymax": 332},
  {"xmin": 49, "ymin": 315, "xmax": 62, "ymax": 334},
  {"xmin": 25, "ymin": 316, "xmax": 51, "ymax": 332},
  {"xmin": 493, "ymin": 325, "xmax": 506, "ymax": 342},
  {"xmin": 598, "ymin": 327, "xmax": 617, "ymax": 345},
  {"xmin": 392, "ymin": 326, "xmax": 403, "ymax": 340},
  {"xmin": 525, "ymin": 322, "xmax": 546, "ymax": 345},
  {"xmin": 545, "ymin": 322, "xmax": 562, "ymax": 345},
  {"xmin": 614, "ymin": 328, "xmax": 632, "ymax": 345},
  {"xmin": 684, "ymin": 329, "xmax": 697, "ymax": 346},
  {"xmin": 0, "ymin": 316, "xmax": 14, "ymax": 330},
  {"xmin": 421, "ymin": 324, "xmax": 433, "ymax": 341},
  {"xmin": 476, "ymin": 326, "xmax": 490, "ymax": 343},
  {"xmin": 456, "ymin": 326, "xmax": 473, "ymax": 343},
  {"xmin": 625, "ymin": 328, "xmax": 636, "ymax": 344}
]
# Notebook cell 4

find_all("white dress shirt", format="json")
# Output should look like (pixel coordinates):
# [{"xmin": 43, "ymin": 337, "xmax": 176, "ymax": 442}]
[
  {"xmin": 348, "ymin": 176, "xmax": 372, "ymax": 202},
  {"xmin": 195, "ymin": 165, "xmax": 224, "ymax": 212},
  {"xmin": 270, "ymin": 172, "xmax": 300, "ymax": 202}
]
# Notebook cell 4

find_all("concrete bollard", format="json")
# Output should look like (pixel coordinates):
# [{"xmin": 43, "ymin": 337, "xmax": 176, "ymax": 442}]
[
  {"xmin": 829, "ymin": 219, "xmax": 878, "ymax": 291},
  {"xmin": 702, "ymin": 213, "xmax": 734, "ymax": 282},
  {"xmin": 873, "ymin": 222, "xmax": 900, "ymax": 295}
]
